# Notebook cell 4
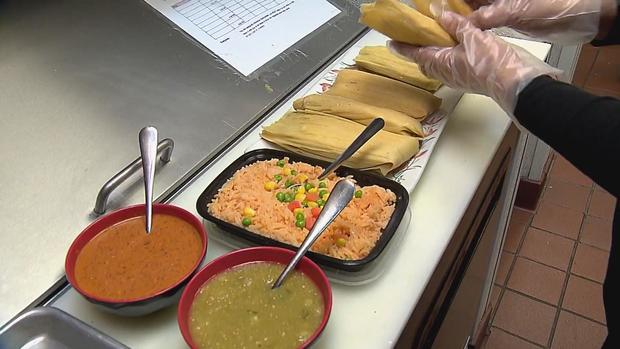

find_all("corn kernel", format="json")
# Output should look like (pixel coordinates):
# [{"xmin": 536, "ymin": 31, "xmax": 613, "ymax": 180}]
[
  {"xmin": 264, "ymin": 181, "xmax": 277, "ymax": 191},
  {"xmin": 293, "ymin": 208, "xmax": 304, "ymax": 215},
  {"xmin": 322, "ymin": 193, "xmax": 330, "ymax": 200},
  {"xmin": 296, "ymin": 186, "xmax": 305, "ymax": 194},
  {"xmin": 297, "ymin": 174, "xmax": 309, "ymax": 183},
  {"xmin": 243, "ymin": 207, "xmax": 256, "ymax": 217},
  {"xmin": 294, "ymin": 193, "xmax": 306, "ymax": 202},
  {"xmin": 307, "ymin": 201, "xmax": 318, "ymax": 208},
  {"xmin": 336, "ymin": 238, "xmax": 346, "ymax": 247},
  {"xmin": 282, "ymin": 167, "xmax": 292, "ymax": 176},
  {"xmin": 307, "ymin": 187, "xmax": 318, "ymax": 194}
]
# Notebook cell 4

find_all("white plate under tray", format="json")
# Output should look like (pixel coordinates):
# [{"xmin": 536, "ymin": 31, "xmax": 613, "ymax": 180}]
[
  {"xmin": 205, "ymin": 205, "xmax": 412, "ymax": 286},
  {"xmin": 243, "ymin": 31, "xmax": 464, "ymax": 194}
]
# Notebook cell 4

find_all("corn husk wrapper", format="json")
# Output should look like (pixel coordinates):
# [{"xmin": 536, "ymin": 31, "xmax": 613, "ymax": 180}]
[
  {"xmin": 354, "ymin": 45, "xmax": 441, "ymax": 91},
  {"xmin": 261, "ymin": 110, "xmax": 420, "ymax": 175},
  {"xmin": 325, "ymin": 69, "xmax": 441, "ymax": 120},
  {"xmin": 293, "ymin": 94, "xmax": 424, "ymax": 137},
  {"xmin": 360, "ymin": 0, "xmax": 456, "ymax": 47}
]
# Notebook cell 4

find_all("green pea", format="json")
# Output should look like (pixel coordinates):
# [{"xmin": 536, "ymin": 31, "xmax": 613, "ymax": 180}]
[
  {"xmin": 242, "ymin": 217, "xmax": 252, "ymax": 226},
  {"xmin": 302, "ymin": 200, "xmax": 309, "ymax": 207},
  {"xmin": 284, "ymin": 192, "xmax": 294, "ymax": 202},
  {"xmin": 276, "ymin": 192, "xmax": 286, "ymax": 202},
  {"xmin": 277, "ymin": 159, "xmax": 286, "ymax": 167},
  {"xmin": 291, "ymin": 170, "xmax": 298, "ymax": 176},
  {"xmin": 355, "ymin": 190, "xmax": 363, "ymax": 198},
  {"xmin": 319, "ymin": 189, "xmax": 328, "ymax": 198},
  {"xmin": 304, "ymin": 183, "xmax": 314, "ymax": 191},
  {"xmin": 316, "ymin": 199, "xmax": 325, "ymax": 207},
  {"xmin": 285, "ymin": 179, "xmax": 294, "ymax": 188},
  {"xmin": 295, "ymin": 212, "xmax": 305, "ymax": 221},
  {"xmin": 295, "ymin": 219, "xmax": 305, "ymax": 228},
  {"xmin": 274, "ymin": 174, "xmax": 283, "ymax": 182},
  {"xmin": 318, "ymin": 181, "xmax": 327, "ymax": 188}
]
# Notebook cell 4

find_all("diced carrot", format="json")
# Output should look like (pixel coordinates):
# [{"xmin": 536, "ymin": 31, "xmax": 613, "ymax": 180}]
[
  {"xmin": 305, "ymin": 217, "xmax": 316, "ymax": 230},
  {"xmin": 311, "ymin": 207, "xmax": 321, "ymax": 218},
  {"xmin": 305, "ymin": 192, "xmax": 319, "ymax": 202},
  {"xmin": 288, "ymin": 201, "xmax": 302, "ymax": 212}
]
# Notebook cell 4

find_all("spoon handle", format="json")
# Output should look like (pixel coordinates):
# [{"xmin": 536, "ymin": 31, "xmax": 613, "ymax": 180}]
[
  {"xmin": 139, "ymin": 126, "xmax": 158, "ymax": 234},
  {"xmin": 272, "ymin": 179, "xmax": 356, "ymax": 288},
  {"xmin": 318, "ymin": 118, "xmax": 384, "ymax": 180}
]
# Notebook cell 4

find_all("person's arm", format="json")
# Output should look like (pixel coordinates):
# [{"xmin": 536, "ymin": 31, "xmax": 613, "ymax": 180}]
[{"xmin": 515, "ymin": 76, "xmax": 620, "ymax": 197}]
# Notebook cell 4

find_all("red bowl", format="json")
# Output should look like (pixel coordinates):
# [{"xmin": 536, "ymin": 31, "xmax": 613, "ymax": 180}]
[
  {"xmin": 178, "ymin": 246, "xmax": 332, "ymax": 349},
  {"xmin": 65, "ymin": 204, "xmax": 208, "ymax": 316}
]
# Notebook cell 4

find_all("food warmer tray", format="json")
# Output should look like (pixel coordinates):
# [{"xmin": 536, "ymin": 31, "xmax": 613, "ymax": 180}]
[{"xmin": 0, "ymin": 307, "xmax": 128, "ymax": 349}]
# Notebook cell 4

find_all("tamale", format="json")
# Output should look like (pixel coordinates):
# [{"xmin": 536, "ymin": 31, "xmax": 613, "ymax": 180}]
[
  {"xmin": 261, "ymin": 110, "xmax": 420, "ymax": 175},
  {"xmin": 354, "ymin": 45, "xmax": 441, "ymax": 91},
  {"xmin": 360, "ymin": 0, "xmax": 456, "ymax": 47},
  {"xmin": 293, "ymin": 94, "xmax": 424, "ymax": 137},
  {"xmin": 447, "ymin": 0, "xmax": 473, "ymax": 16},
  {"xmin": 325, "ymin": 69, "xmax": 441, "ymax": 120},
  {"xmin": 410, "ymin": 0, "xmax": 432, "ymax": 17}
]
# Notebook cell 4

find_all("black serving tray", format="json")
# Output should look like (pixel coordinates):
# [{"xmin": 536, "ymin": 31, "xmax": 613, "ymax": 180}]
[{"xmin": 196, "ymin": 148, "xmax": 409, "ymax": 272}]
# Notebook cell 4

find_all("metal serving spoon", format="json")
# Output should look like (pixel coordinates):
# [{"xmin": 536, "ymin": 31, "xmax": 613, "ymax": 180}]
[
  {"xmin": 317, "ymin": 117, "xmax": 384, "ymax": 181},
  {"xmin": 272, "ymin": 179, "xmax": 356, "ymax": 289},
  {"xmin": 139, "ymin": 126, "xmax": 158, "ymax": 234}
]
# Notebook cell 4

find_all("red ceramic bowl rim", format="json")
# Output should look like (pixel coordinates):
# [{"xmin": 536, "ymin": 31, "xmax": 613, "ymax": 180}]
[
  {"xmin": 65, "ymin": 203, "xmax": 208, "ymax": 304},
  {"xmin": 177, "ymin": 246, "xmax": 333, "ymax": 349}
]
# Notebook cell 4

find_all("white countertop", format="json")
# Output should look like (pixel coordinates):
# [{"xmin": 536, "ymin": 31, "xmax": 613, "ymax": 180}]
[{"xmin": 5, "ymin": 30, "xmax": 551, "ymax": 347}]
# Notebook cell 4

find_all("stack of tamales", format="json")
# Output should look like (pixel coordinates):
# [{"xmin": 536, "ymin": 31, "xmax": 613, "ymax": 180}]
[{"xmin": 260, "ymin": 0, "xmax": 462, "ymax": 175}]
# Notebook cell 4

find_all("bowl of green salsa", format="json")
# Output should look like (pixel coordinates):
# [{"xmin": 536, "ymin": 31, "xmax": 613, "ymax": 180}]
[{"xmin": 178, "ymin": 246, "xmax": 332, "ymax": 349}]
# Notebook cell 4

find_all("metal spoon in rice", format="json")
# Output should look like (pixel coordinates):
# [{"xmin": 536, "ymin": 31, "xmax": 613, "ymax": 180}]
[
  {"xmin": 317, "ymin": 117, "xmax": 385, "ymax": 181},
  {"xmin": 272, "ymin": 178, "xmax": 355, "ymax": 289}
]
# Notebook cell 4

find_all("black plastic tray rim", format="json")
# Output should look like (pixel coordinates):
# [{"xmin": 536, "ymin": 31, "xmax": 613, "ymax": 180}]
[{"xmin": 196, "ymin": 148, "xmax": 409, "ymax": 272}]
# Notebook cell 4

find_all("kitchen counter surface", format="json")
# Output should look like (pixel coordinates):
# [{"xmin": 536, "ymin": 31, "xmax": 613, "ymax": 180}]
[{"xmin": 45, "ymin": 33, "xmax": 551, "ymax": 348}]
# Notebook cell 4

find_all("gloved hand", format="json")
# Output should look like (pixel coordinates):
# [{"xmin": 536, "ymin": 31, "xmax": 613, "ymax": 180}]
[
  {"xmin": 388, "ymin": 12, "xmax": 561, "ymax": 114},
  {"xmin": 463, "ymin": 0, "xmax": 602, "ymax": 44}
]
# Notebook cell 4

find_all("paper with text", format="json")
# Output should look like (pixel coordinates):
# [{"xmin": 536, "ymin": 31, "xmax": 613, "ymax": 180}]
[{"xmin": 145, "ymin": 0, "xmax": 341, "ymax": 75}]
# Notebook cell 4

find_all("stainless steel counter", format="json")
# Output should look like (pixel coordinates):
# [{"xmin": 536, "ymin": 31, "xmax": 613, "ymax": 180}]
[{"xmin": 0, "ymin": 0, "xmax": 365, "ymax": 325}]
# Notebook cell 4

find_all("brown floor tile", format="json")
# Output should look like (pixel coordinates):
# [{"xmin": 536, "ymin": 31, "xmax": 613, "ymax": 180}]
[
  {"xmin": 542, "ymin": 178, "xmax": 591, "ymax": 213},
  {"xmin": 493, "ymin": 290, "xmax": 556, "ymax": 346},
  {"xmin": 588, "ymin": 189, "xmax": 616, "ymax": 220},
  {"xmin": 507, "ymin": 257, "xmax": 566, "ymax": 305},
  {"xmin": 581, "ymin": 215, "xmax": 613, "ymax": 251},
  {"xmin": 520, "ymin": 227, "xmax": 575, "ymax": 271},
  {"xmin": 571, "ymin": 243, "xmax": 609, "ymax": 283},
  {"xmin": 483, "ymin": 327, "xmax": 542, "ymax": 349},
  {"xmin": 572, "ymin": 44, "xmax": 599, "ymax": 88},
  {"xmin": 504, "ymin": 215, "xmax": 528, "ymax": 253},
  {"xmin": 584, "ymin": 45, "xmax": 620, "ymax": 92},
  {"xmin": 495, "ymin": 251, "xmax": 514, "ymax": 286},
  {"xmin": 549, "ymin": 156, "xmax": 593, "ymax": 187},
  {"xmin": 562, "ymin": 275, "xmax": 607, "ymax": 324},
  {"xmin": 532, "ymin": 201, "xmax": 583, "ymax": 240},
  {"xmin": 512, "ymin": 208, "xmax": 533, "ymax": 224},
  {"xmin": 551, "ymin": 311, "xmax": 608, "ymax": 349}
]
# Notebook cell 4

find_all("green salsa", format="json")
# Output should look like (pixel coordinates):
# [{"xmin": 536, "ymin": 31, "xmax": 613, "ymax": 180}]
[{"xmin": 188, "ymin": 262, "xmax": 324, "ymax": 349}]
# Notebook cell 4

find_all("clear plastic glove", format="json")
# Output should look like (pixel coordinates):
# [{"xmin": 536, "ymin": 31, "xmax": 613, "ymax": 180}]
[
  {"xmin": 388, "ymin": 12, "xmax": 561, "ymax": 115},
  {"xmin": 465, "ymin": 0, "xmax": 602, "ymax": 44}
]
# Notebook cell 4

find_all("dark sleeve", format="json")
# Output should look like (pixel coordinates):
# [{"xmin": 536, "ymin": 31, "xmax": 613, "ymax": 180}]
[
  {"xmin": 514, "ymin": 75, "xmax": 620, "ymax": 198},
  {"xmin": 591, "ymin": 0, "xmax": 620, "ymax": 46}
]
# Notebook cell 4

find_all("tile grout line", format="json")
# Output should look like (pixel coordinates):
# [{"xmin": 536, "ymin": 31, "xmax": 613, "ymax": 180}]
[
  {"xmin": 489, "ymin": 193, "xmax": 540, "ymax": 343},
  {"xmin": 545, "ymin": 181, "xmax": 595, "ymax": 348},
  {"xmin": 491, "ymin": 213, "xmax": 533, "ymax": 323},
  {"xmin": 489, "ymin": 326, "xmax": 546, "ymax": 348}
]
